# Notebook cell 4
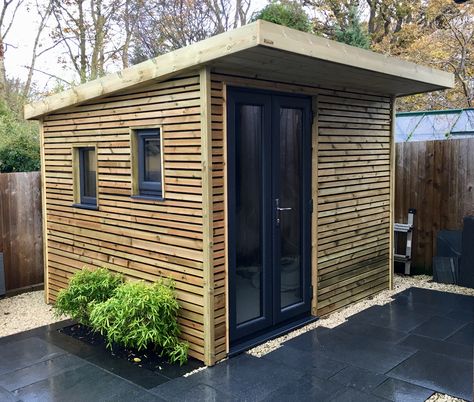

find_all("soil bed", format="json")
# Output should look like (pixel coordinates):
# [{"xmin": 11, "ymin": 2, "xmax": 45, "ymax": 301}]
[{"xmin": 59, "ymin": 323, "xmax": 203, "ymax": 377}]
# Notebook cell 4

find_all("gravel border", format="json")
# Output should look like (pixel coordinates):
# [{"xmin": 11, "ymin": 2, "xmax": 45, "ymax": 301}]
[
  {"xmin": 427, "ymin": 393, "xmax": 466, "ymax": 402},
  {"xmin": 0, "ymin": 290, "xmax": 63, "ymax": 338}
]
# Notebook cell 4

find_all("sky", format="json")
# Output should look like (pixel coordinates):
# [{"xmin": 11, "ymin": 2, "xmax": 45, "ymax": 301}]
[{"xmin": 5, "ymin": 0, "xmax": 268, "ymax": 94}]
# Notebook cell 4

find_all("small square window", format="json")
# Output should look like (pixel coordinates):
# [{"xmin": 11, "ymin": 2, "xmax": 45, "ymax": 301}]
[
  {"xmin": 75, "ymin": 147, "xmax": 97, "ymax": 207},
  {"xmin": 134, "ymin": 128, "xmax": 163, "ymax": 198}
]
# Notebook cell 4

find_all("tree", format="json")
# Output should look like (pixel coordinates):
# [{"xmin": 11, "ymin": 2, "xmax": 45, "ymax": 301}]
[
  {"xmin": 334, "ymin": 6, "xmax": 371, "ymax": 48},
  {"xmin": 129, "ymin": 0, "xmax": 251, "ymax": 63},
  {"xmin": 51, "ymin": 0, "xmax": 122, "ymax": 83},
  {"xmin": 251, "ymin": 0, "xmax": 312, "ymax": 32},
  {"xmin": 0, "ymin": 101, "xmax": 40, "ymax": 172},
  {"xmin": 0, "ymin": 0, "xmax": 24, "ymax": 101}
]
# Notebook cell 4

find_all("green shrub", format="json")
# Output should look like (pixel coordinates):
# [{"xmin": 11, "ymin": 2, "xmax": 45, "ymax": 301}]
[
  {"xmin": 251, "ymin": 1, "xmax": 312, "ymax": 33},
  {"xmin": 89, "ymin": 280, "xmax": 189, "ymax": 365},
  {"xmin": 54, "ymin": 267, "xmax": 124, "ymax": 325}
]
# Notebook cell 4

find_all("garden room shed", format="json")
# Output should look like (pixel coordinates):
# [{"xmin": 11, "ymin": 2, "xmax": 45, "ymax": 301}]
[{"xmin": 25, "ymin": 20, "xmax": 453, "ymax": 366}]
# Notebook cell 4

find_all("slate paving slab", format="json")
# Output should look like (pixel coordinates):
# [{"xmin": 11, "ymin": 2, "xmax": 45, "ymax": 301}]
[
  {"xmin": 284, "ymin": 326, "xmax": 417, "ymax": 373},
  {"xmin": 446, "ymin": 322, "xmax": 474, "ymax": 346},
  {"xmin": 337, "ymin": 320, "xmax": 409, "ymax": 344},
  {"xmin": 0, "ymin": 354, "xmax": 87, "ymax": 391},
  {"xmin": 174, "ymin": 354, "xmax": 305, "ymax": 401},
  {"xmin": 410, "ymin": 315, "xmax": 467, "ymax": 340},
  {"xmin": 386, "ymin": 350, "xmax": 473, "ymax": 401},
  {"xmin": 13, "ymin": 363, "xmax": 161, "ymax": 402},
  {"xmin": 0, "ymin": 386, "xmax": 19, "ymax": 402},
  {"xmin": 347, "ymin": 304, "xmax": 432, "ymax": 333},
  {"xmin": 328, "ymin": 365, "xmax": 387, "ymax": 393},
  {"xmin": 372, "ymin": 378, "xmax": 434, "ymax": 402},
  {"xmin": 261, "ymin": 375, "xmax": 346, "ymax": 402},
  {"xmin": 0, "ymin": 337, "xmax": 66, "ymax": 376},
  {"xmin": 398, "ymin": 334, "xmax": 473, "ymax": 361},
  {"xmin": 261, "ymin": 344, "xmax": 347, "ymax": 379}
]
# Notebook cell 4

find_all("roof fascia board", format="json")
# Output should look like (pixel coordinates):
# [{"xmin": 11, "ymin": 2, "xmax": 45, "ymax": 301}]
[
  {"xmin": 255, "ymin": 20, "xmax": 454, "ymax": 92},
  {"xmin": 25, "ymin": 22, "xmax": 259, "ymax": 120}
]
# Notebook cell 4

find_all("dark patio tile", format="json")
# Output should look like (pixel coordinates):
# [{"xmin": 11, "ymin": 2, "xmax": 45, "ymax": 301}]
[
  {"xmin": 187, "ymin": 353, "xmax": 304, "ymax": 400},
  {"xmin": 0, "ymin": 354, "xmax": 87, "ymax": 391},
  {"xmin": 397, "ymin": 288, "xmax": 474, "ymax": 312},
  {"xmin": 337, "ymin": 320, "xmax": 409, "ymax": 344},
  {"xmin": 349, "ymin": 304, "xmax": 432, "ymax": 333},
  {"xmin": 0, "ymin": 386, "xmax": 20, "ymax": 402},
  {"xmin": 13, "ymin": 363, "xmax": 162, "ymax": 402},
  {"xmin": 398, "ymin": 334, "xmax": 472, "ymax": 361},
  {"xmin": 330, "ymin": 387, "xmax": 389, "ymax": 402},
  {"xmin": 171, "ymin": 383, "xmax": 231, "ymax": 402},
  {"xmin": 284, "ymin": 327, "xmax": 416, "ymax": 373},
  {"xmin": 150, "ymin": 376, "xmax": 200, "ymax": 400},
  {"xmin": 0, "ymin": 337, "xmax": 66, "ymax": 376},
  {"xmin": 444, "ymin": 308, "xmax": 474, "ymax": 323},
  {"xmin": 329, "ymin": 365, "xmax": 387, "ymax": 392},
  {"xmin": 263, "ymin": 375, "xmax": 346, "ymax": 402},
  {"xmin": 410, "ymin": 315, "xmax": 467, "ymax": 340},
  {"xmin": 446, "ymin": 322, "xmax": 474, "ymax": 346},
  {"xmin": 389, "ymin": 296, "xmax": 452, "ymax": 315},
  {"xmin": 372, "ymin": 378, "xmax": 434, "ymax": 402},
  {"xmin": 261, "ymin": 344, "xmax": 347, "ymax": 379},
  {"xmin": 387, "ymin": 351, "xmax": 473, "ymax": 401}
]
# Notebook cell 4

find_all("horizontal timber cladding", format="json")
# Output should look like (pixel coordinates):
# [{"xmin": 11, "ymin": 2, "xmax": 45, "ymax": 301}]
[
  {"xmin": 211, "ymin": 73, "xmax": 391, "ymax": 324},
  {"xmin": 42, "ymin": 74, "xmax": 208, "ymax": 361},
  {"xmin": 316, "ymin": 92, "xmax": 391, "ymax": 315}
]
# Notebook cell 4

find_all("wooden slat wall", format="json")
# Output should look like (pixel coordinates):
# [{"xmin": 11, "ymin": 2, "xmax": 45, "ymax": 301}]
[
  {"xmin": 316, "ymin": 91, "xmax": 392, "ymax": 315},
  {"xmin": 0, "ymin": 172, "xmax": 44, "ymax": 293},
  {"xmin": 41, "ymin": 75, "xmax": 207, "ymax": 361},
  {"xmin": 395, "ymin": 138, "xmax": 474, "ymax": 271},
  {"xmin": 211, "ymin": 73, "xmax": 391, "ymax": 325},
  {"xmin": 210, "ymin": 79, "xmax": 227, "ymax": 361}
]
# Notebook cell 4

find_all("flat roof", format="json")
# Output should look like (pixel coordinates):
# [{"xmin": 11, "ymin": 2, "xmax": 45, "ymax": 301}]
[{"xmin": 25, "ymin": 20, "xmax": 454, "ymax": 120}]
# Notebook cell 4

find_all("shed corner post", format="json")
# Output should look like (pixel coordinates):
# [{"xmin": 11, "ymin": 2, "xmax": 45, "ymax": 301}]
[
  {"xmin": 389, "ymin": 96, "xmax": 397, "ymax": 291},
  {"xmin": 200, "ymin": 66, "xmax": 216, "ymax": 366},
  {"xmin": 311, "ymin": 95, "xmax": 319, "ymax": 316},
  {"xmin": 39, "ymin": 118, "xmax": 50, "ymax": 304}
]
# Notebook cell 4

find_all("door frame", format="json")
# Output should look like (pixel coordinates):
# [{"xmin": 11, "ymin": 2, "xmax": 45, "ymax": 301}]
[{"xmin": 227, "ymin": 86, "xmax": 313, "ymax": 346}]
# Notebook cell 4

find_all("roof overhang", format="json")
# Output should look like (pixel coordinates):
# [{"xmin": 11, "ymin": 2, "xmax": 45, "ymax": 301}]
[{"xmin": 25, "ymin": 20, "xmax": 454, "ymax": 120}]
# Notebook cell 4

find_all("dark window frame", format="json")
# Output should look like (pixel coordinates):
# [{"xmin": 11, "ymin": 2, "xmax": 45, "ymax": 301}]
[
  {"xmin": 137, "ymin": 129, "xmax": 163, "ymax": 198},
  {"xmin": 78, "ymin": 147, "xmax": 97, "ymax": 206}
]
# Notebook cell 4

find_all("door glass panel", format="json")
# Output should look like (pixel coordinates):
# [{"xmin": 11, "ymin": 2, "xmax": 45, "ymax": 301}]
[
  {"xmin": 279, "ymin": 107, "xmax": 303, "ymax": 309},
  {"xmin": 236, "ymin": 104, "xmax": 263, "ymax": 325}
]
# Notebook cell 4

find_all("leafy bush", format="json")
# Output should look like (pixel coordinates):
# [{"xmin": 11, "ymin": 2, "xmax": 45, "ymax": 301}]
[
  {"xmin": 251, "ymin": 1, "xmax": 312, "ymax": 32},
  {"xmin": 54, "ymin": 267, "xmax": 124, "ymax": 325},
  {"xmin": 0, "ymin": 101, "xmax": 40, "ymax": 173},
  {"xmin": 89, "ymin": 280, "xmax": 189, "ymax": 365}
]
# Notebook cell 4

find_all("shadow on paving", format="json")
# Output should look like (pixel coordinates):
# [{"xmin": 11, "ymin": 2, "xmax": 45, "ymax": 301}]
[{"xmin": 0, "ymin": 287, "xmax": 472, "ymax": 401}]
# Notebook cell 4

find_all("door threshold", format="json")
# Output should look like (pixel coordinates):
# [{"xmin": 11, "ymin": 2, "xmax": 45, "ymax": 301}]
[{"xmin": 229, "ymin": 315, "xmax": 318, "ymax": 357}]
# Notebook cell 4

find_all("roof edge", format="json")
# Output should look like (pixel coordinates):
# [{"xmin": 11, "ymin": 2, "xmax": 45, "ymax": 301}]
[
  {"xmin": 25, "ymin": 22, "xmax": 260, "ymax": 120},
  {"xmin": 255, "ymin": 20, "xmax": 454, "ymax": 92}
]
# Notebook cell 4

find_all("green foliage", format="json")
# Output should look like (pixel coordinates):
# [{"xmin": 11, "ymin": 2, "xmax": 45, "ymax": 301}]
[
  {"xmin": 0, "ymin": 102, "xmax": 40, "ymax": 173},
  {"xmin": 334, "ymin": 7, "xmax": 371, "ymax": 49},
  {"xmin": 251, "ymin": 1, "xmax": 312, "ymax": 32},
  {"xmin": 89, "ymin": 280, "xmax": 189, "ymax": 365},
  {"xmin": 54, "ymin": 268, "xmax": 124, "ymax": 325}
]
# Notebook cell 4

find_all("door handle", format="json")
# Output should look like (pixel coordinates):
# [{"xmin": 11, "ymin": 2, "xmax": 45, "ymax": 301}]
[{"xmin": 275, "ymin": 198, "xmax": 292, "ymax": 226}]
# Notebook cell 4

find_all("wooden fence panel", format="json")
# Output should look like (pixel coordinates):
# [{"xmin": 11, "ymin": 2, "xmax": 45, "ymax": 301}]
[
  {"xmin": 395, "ymin": 138, "xmax": 474, "ymax": 271},
  {"xmin": 0, "ymin": 172, "xmax": 43, "ymax": 292}
]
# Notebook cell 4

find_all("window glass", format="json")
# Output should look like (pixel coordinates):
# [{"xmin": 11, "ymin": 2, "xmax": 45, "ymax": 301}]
[
  {"xmin": 137, "ymin": 129, "xmax": 162, "ymax": 197},
  {"xmin": 79, "ymin": 147, "xmax": 97, "ymax": 206},
  {"xmin": 144, "ymin": 138, "xmax": 161, "ymax": 182}
]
